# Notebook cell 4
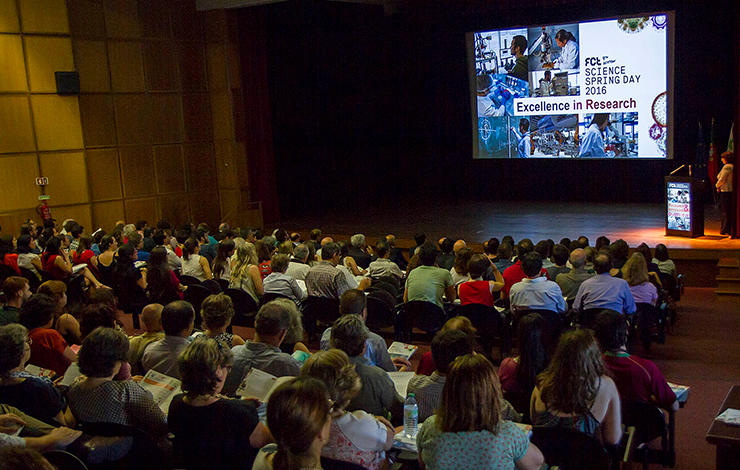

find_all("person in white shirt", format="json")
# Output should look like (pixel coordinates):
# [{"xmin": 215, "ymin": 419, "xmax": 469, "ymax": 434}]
[
  {"xmin": 717, "ymin": 151, "xmax": 735, "ymax": 235},
  {"xmin": 285, "ymin": 244, "xmax": 311, "ymax": 281},
  {"xmin": 579, "ymin": 113, "xmax": 609, "ymax": 158},
  {"xmin": 553, "ymin": 29, "xmax": 579, "ymax": 70}
]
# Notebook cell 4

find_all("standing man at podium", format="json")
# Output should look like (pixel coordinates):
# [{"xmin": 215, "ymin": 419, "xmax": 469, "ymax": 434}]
[{"xmin": 717, "ymin": 151, "xmax": 735, "ymax": 236}]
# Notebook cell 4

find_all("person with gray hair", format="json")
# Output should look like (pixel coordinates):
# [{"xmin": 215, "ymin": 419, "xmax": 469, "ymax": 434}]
[
  {"xmin": 555, "ymin": 248, "xmax": 595, "ymax": 300},
  {"xmin": 222, "ymin": 300, "xmax": 306, "ymax": 395},
  {"xmin": 286, "ymin": 243, "xmax": 311, "ymax": 281},
  {"xmin": 263, "ymin": 254, "xmax": 307, "ymax": 304},
  {"xmin": 330, "ymin": 315, "xmax": 403, "ymax": 418},
  {"xmin": 0, "ymin": 324, "xmax": 69, "ymax": 425},
  {"xmin": 348, "ymin": 234, "xmax": 373, "ymax": 269}
]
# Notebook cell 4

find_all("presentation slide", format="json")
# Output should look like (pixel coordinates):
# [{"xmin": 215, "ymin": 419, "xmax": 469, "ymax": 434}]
[{"xmin": 468, "ymin": 13, "xmax": 673, "ymax": 159}]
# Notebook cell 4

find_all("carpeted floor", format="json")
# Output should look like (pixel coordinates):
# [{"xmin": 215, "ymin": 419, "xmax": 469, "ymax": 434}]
[{"xmin": 119, "ymin": 287, "xmax": 739, "ymax": 469}]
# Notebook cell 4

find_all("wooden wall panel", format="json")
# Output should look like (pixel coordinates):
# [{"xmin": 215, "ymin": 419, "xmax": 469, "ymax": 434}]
[
  {"xmin": 214, "ymin": 141, "xmax": 237, "ymax": 189},
  {"xmin": 0, "ymin": 154, "xmax": 40, "ymax": 211},
  {"xmin": 182, "ymin": 93, "xmax": 212, "ymax": 142},
  {"xmin": 0, "ymin": 209, "xmax": 38, "ymax": 235},
  {"xmin": 0, "ymin": 96, "xmax": 36, "ymax": 154},
  {"xmin": 210, "ymin": 91, "xmax": 233, "ymax": 140},
  {"xmin": 73, "ymin": 40, "xmax": 110, "ymax": 92},
  {"xmin": 158, "ymin": 194, "xmax": 189, "ymax": 226},
  {"xmin": 114, "ymin": 94, "xmax": 152, "ymax": 144},
  {"xmin": 24, "ymin": 36, "xmax": 75, "ymax": 92},
  {"xmin": 0, "ymin": 35, "xmax": 28, "ymax": 91},
  {"xmin": 153, "ymin": 145, "xmax": 186, "ymax": 193},
  {"xmin": 31, "ymin": 95, "xmax": 84, "ymax": 151},
  {"xmin": 86, "ymin": 149, "xmax": 122, "ymax": 200},
  {"xmin": 178, "ymin": 43, "xmax": 206, "ymax": 91},
  {"xmin": 219, "ymin": 189, "xmax": 239, "ymax": 225},
  {"xmin": 123, "ymin": 197, "xmax": 156, "ymax": 225},
  {"xmin": 67, "ymin": 0, "xmax": 106, "ymax": 38},
  {"xmin": 139, "ymin": 0, "xmax": 171, "ymax": 39},
  {"xmin": 188, "ymin": 192, "xmax": 220, "ymax": 229},
  {"xmin": 91, "ymin": 200, "xmax": 125, "ymax": 231},
  {"xmin": 144, "ymin": 42, "xmax": 179, "ymax": 91},
  {"xmin": 119, "ymin": 146, "xmax": 154, "ymax": 197},
  {"xmin": 150, "ymin": 94, "xmax": 183, "ymax": 144},
  {"xmin": 52, "ymin": 204, "xmax": 92, "ymax": 232},
  {"xmin": 170, "ymin": 0, "xmax": 203, "ymax": 40},
  {"xmin": 108, "ymin": 41, "xmax": 145, "ymax": 92},
  {"xmin": 103, "ymin": 0, "xmax": 141, "ymax": 38},
  {"xmin": 206, "ymin": 43, "xmax": 227, "ymax": 91},
  {"xmin": 20, "ymin": 0, "xmax": 69, "ymax": 34},
  {"xmin": 0, "ymin": 0, "xmax": 19, "ymax": 32},
  {"xmin": 39, "ymin": 152, "xmax": 89, "ymax": 206},
  {"xmin": 184, "ymin": 143, "xmax": 216, "ymax": 192},
  {"xmin": 79, "ymin": 94, "xmax": 117, "ymax": 147}
]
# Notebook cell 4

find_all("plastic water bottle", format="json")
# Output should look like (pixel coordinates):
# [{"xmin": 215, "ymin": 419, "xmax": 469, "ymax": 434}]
[{"xmin": 403, "ymin": 393, "xmax": 418, "ymax": 439}]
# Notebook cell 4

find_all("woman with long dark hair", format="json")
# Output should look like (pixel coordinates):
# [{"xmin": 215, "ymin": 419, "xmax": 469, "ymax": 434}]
[
  {"xmin": 212, "ymin": 239, "xmax": 235, "ymax": 281},
  {"xmin": 181, "ymin": 238, "xmax": 212, "ymax": 281},
  {"xmin": 111, "ymin": 244, "xmax": 147, "ymax": 328},
  {"xmin": 530, "ymin": 329, "xmax": 622, "ymax": 445},
  {"xmin": 146, "ymin": 246, "xmax": 184, "ymax": 305},
  {"xmin": 95, "ymin": 234, "xmax": 117, "ymax": 287},
  {"xmin": 42, "ymin": 236, "xmax": 105, "ymax": 288},
  {"xmin": 0, "ymin": 235, "xmax": 20, "ymax": 275},
  {"xmin": 16, "ymin": 234, "xmax": 43, "ymax": 278},
  {"xmin": 498, "ymin": 313, "xmax": 548, "ymax": 395}
]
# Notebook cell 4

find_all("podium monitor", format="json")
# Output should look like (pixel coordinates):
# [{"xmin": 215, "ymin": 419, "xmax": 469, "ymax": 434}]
[{"xmin": 665, "ymin": 176, "xmax": 704, "ymax": 238}]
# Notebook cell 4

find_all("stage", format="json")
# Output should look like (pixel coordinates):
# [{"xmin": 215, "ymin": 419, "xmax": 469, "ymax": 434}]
[{"xmin": 281, "ymin": 200, "xmax": 740, "ymax": 287}]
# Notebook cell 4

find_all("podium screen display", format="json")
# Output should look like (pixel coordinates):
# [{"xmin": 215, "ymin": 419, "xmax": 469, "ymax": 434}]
[
  {"xmin": 468, "ymin": 12, "xmax": 674, "ymax": 159},
  {"xmin": 667, "ymin": 181, "xmax": 691, "ymax": 231}
]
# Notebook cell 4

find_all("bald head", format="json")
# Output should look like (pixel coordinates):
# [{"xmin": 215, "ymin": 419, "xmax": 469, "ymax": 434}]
[
  {"xmin": 320, "ymin": 237, "xmax": 334, "ymax": 246},
  {"xmin": 453, "ymin": 239, "xmax": 467, "ymax": 253},
  {"xmin": 141, "ymin": 303, "xmax": 164, "ymax": 332},
  {"xmin": 569, "ymin": 248, "xmax": 586, "ymax": 268}
]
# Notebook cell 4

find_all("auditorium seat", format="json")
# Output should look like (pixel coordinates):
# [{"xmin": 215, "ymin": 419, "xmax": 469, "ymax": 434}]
[{"xmin": 395, "ymin": 300, "xmax": 445, "ymax": 342}]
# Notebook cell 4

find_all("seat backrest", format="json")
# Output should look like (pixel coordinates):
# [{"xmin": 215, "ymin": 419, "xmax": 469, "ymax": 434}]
[
  {"xmin": 216, "ymin": 278, "xmax": 230, "ymax": 292},
  {"xmin": 0, "ymin": 264, "xmax": 18, "ymax": 284},
  {"xmin": 201, "ymin": 279, "xmax": 222, "ymax": 294},
  {"xmin": 224, "ymin": 288, "xmax": 258, "ymax": 325},
  {"xmin": 259, "ymin": 292, "xmax": 293, "ymax": 309},
  {"xmin": 42, "ymin": 450, "xmax": 90, "ymax": 470},
  {"xmin": 365, "ymin": 294, "xmax": 395, "ymax": 330},
  {"xmin": 622, "ymin": 401, "xmax": 667, "ymax": 445},
  {"xmin": 455, "ymin": 303, "xmax": 501, "ymax": 334},
  {"xmin": 302, "ymin": 296, "xmax": 340, "ymax": 324},
  {"xmin": 184, "ymin": 284, "xmax": 212, "ymax": 326},
  {"xmin": 403, "ymin": 300, "xmax": 445, "ymax": 334},
  {"xmin": 179, "ymin": 275, "xmax": 202, "ymax": 286},
  {"xmin": 530, "ymin": 426, "xmax": 611, "ymax": 470}
]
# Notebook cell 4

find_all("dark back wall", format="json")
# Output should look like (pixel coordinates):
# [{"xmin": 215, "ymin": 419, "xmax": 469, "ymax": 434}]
[{"xmin": 241, "ymin": 0, "xmax": 738, "ymax": 218}]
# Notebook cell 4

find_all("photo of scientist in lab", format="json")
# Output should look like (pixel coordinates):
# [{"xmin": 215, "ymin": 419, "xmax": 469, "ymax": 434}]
[
  {"xmin": 578, "ymin": 112, "xmax": 638, "ymax": 158},
  {"xmin": 527, "ymin": 24, "xmax": 580, "ymax": 72}
]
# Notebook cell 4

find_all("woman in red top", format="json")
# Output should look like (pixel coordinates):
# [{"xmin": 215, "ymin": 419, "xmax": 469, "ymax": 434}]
[
  {"xmin": 71, "ymin": 236, "xmax": 97, "ymax": 270},
  {"xmin": 18, "ymin": 293, "xmax": 77, "ymax": 376},
  {"xmin": 0, "ymin": 234, "xmax": 20, "ymax": 275},
  {"xmin": 255, "ymin": 240, "xmax": 274, "ymax": 279},
  {"xmin": 42, "ymin": 236, "xmax": 106, "ymax": 288},
  {"xmin": 457, "ymin": 254, "xmax": 504, "ymax": 306}
]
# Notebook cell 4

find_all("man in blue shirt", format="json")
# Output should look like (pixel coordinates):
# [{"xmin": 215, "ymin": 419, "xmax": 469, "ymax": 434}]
[
  {"xmin": 574, "ymin": 253, "xmax": 636, "ymax": 314},
  {"xmin": 509, "ymin": 252, "xmax": 566, "ymax": 314}
]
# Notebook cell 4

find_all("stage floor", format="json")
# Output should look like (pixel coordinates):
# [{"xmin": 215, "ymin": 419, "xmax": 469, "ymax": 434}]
[{"xmin": 282, "ymin": 200, "xmax": 740, "ymax": 252}]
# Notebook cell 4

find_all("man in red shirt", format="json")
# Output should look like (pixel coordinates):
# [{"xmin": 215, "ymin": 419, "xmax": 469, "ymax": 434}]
[
  {"xmin": 502, "ymin": 239, "xmax": 547, "ymax": 297},
  {"xmin": 593, "ymin": 310, "xmax": 678, "ymax": 411}
]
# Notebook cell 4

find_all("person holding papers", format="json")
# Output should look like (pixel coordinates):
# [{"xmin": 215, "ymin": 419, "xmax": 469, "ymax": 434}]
[
  {"xmin": 168, "ymin": 337, "xmax": 272, "ymax": 470},
  {"xmin": 67, "ymin": 328, "xmax": 168, "ymax": 444},
  {"xmin": 578, "ymin": 114, "xmax": 609, "ymax": 158},
  {"xmin": 222, "ymin": 301, "xmax": 303, "ymax": 396},
  {"xmin": 300, "ymin": 349, "xmax": 394, "ymax": 470}
]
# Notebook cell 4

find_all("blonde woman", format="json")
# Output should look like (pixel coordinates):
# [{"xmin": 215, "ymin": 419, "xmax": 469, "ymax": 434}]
[{"xmin": 229, "ymin": 243, "xmax": 263, "ymax": 303}]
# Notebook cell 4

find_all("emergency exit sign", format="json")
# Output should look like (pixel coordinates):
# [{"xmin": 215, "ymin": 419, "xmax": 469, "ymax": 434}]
[{"xmin": 36, "ymin": 177, "xmax": 48, "ymax": 186}]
